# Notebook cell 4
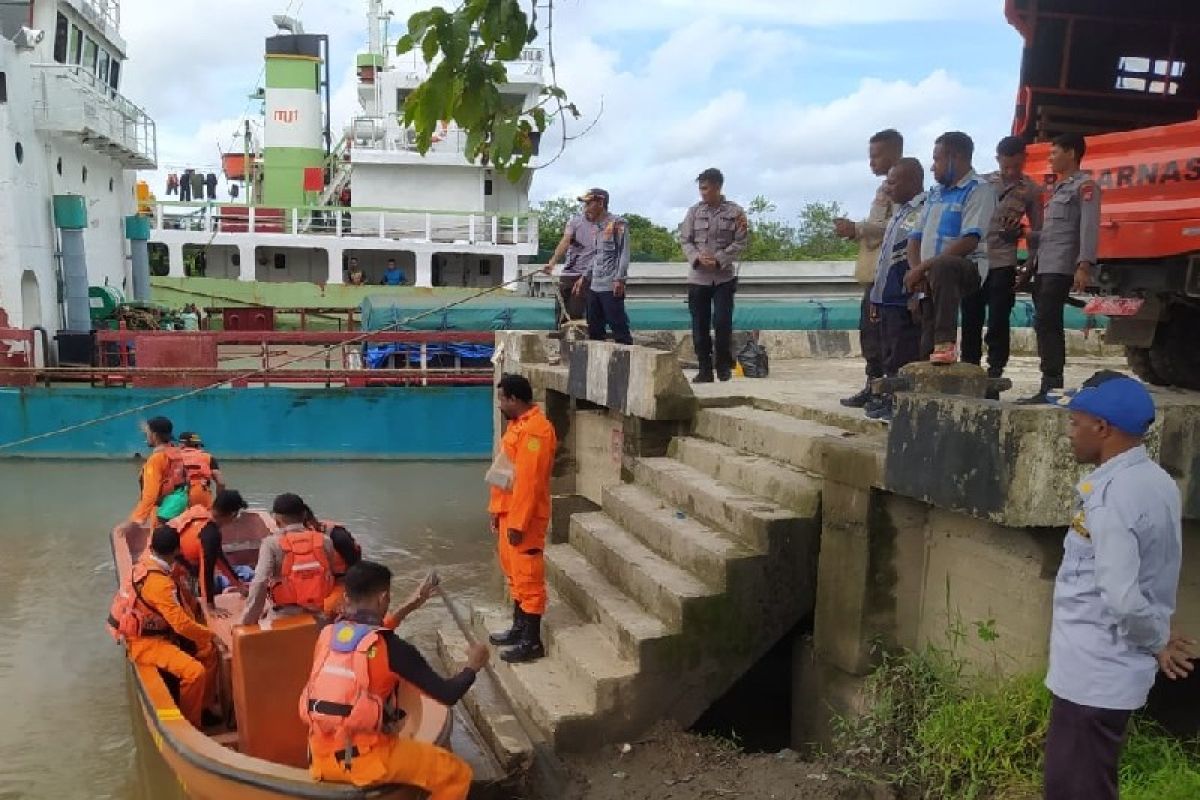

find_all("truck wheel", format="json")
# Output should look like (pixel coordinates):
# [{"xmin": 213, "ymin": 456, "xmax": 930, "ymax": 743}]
[
  {"xmin": 1125, "ymin": 347, "xmax": 1168, "ymax": 386},
  {"xmin": 1147, "ymin": 311, "xmax": 1200, "ymax": 391}
]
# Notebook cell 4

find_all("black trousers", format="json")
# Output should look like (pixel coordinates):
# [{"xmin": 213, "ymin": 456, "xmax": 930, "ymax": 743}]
[
  {"xmin": 586, "ymin": 290, "xmax": 632, "ymax": 345},
  {"xmin": 859, "ymin": 287, "xmax": 884, "ymax": 379},
  {"xmin": 1044, "ymin": 695, "xmax": 1131, "ymax": 800},
  {"xmin": 555, "ymin": 276, "xmax": 586, "ymax": 322},
  {"xmin": 1033, "ymin": 273, "xmax": 1073, "ymax": 391},
  {"xmin": 960, "ymin": 266, "xmax": 1016, "ymax": 376},
  {"xmin": 925, "ymin": 255, "xmax": 982, "ymax": 348},
  {"xmin": 878, "ymin": 305, "xmax": 922, "ymax": 377},
  {"xmin": 688, "ymin": 281, "xmax": 736, "ymax": 372}
]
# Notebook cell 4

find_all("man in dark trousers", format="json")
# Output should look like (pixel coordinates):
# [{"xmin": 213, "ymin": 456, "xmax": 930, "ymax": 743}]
[
  {"xmin": 570, "ymin": 189, "xmax": 632, "ymax": 345},
  {"xmin": 1044, "ymin": 371, "xmax": 1194, "ymax": 799},
  {"xmin": 679, "ymin": 168, "xmax": 749, "ymax": 383},
  {"xmin": 1018, "ymin": 133, "xmax": 1100, "ymax": 404}
]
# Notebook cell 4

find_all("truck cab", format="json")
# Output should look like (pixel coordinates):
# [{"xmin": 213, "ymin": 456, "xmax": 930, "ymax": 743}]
[{"xmin": 1007, "ymin": 0, "xmax": 1200, "ymax": 388}]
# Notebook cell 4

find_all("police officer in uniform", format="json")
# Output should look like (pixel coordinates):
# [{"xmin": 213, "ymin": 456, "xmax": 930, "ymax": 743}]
[
  {"xmin": 679, "ymin": 168, "xmax": 749, "ymax": 383},
  {"xmin": 1019, "ymin": 133, "xmax": 1100, "ymax": 404}
]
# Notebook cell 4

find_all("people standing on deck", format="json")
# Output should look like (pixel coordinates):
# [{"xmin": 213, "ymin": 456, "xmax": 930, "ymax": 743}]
[
  {"xmin": 837, "ymin": 129, "xmax": 902, "ymax": 407},
  {"xmin": 679, "ymin": 168, "xmax": 750, "ymax": 383},
  {"xmin": 863, "ymin": 158, "xmax": 928, "ymax": 422},
  {"xmin": 904, "ymin": 132, "xmax": 998, "ymax": 363},
  {"xmin": 543, "ymin": 199, "xmax": 597, "ymax": 325},
  {"xmin": 1043, "ymin": 371, "xmax": 1194, "ymax": 800},
  {"xmin": 107, "ymin": 525, "xmax": 219, "ymax": 729},
  {"xmin": 570, "ymin": 189, "xmax": 633, "ymax": 345},
  {"xmin": 240, "ymin": 493, "xmax": 337, "ymax": 626},
  {"xmin": 968, "ymin": 136, "xmax": 1043, "ymax": 396},
  {"xmin": 178, "ymin": 432, "xmax": 223, "ymax": 509},
  {"xmin": 486, "ymin": 374, "xmax": 557, "ymax": 663},
  {"xmin": 300, "ymin": 561, "xmax": 487, "ymax": 798},
  {"xmin": 170, "ymin": 489, "xmax": 249, "ymax": 608},
  {"xmin": 381, "ymin": 258, "xmax": 407, "ymax": 286},
  {"xmin": 128, "ymin": 416, "xmax": 189, "ymax": 527},
  {"xmin": 1017, "ymin": 133, "xmax": 1100, "ymax": 405}
]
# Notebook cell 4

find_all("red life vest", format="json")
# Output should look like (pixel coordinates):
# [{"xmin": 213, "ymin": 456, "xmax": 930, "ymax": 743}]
[
  {"xmin": 269, "ymin": 530, "xmax": 335, "ymax": 611},
  {"xmin": 299, "ymin": 621, "xmax": 404, "ymax": 758},
  {"xmin": 106, "ymin": 557, "xmax": 173, "ymax": 643},
  {"xmin": 180, "ymin": 448, "xmax": 213, "ymax": 489},
  {"xmin": 169, "ymin": 505, "xmax": 213, "ymax": 567}
]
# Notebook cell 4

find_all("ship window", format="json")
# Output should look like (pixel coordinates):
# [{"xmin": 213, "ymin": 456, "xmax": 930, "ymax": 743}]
[
  {"xmin": 484, "ymin": 179, "xmax": 493, "ymax": 196},
  {"xmin": 14, "ymin": 142, "xmax": 22, "ymax": 165},
  {"xmin": 274, "ymin": 253, "xmax": 287, "ymax": 270},
  {"xmin": 56, "ymin": 157, "xmax": 62, "ymax": 175},
  {"xmin": 53, "ymin": 13, "xmax": 69, "ymax": 63},
  {"xmin": 0, "ymin": 72, "xmax": 6, "ymax": 104},
  {"xmin": 109, "ymin": 60, "xmax": 120, "ymax": 92},
  {"xmin": 81, "ymin": 166, "xmax": 88, "ymax": 184},
  {"xmin": 396, "ymin": 89, "xmax": 412, "ymax": 111},
  {"xmin": 479, "ymin": 258, "xmax": 491, "ymax": 276},
  {"xmin": 83, "ymin": 38, "xmax": 98, "ymax": 74},
  {"xmin": 1115, "ymin": 56, "xmax": 1185, "ymax": 96},
  {"xmin": 109, "ymin": 177, "xmax": 114, "ymax": 192},
  {"xmin": 97, "ymin": 50, "xmax": 110, "ymax": 85},
  {"xmin": 69, "ymin": 25, "xmax": 82, "ymax": 65}
]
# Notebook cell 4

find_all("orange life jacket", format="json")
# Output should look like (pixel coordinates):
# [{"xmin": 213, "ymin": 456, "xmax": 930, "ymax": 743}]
[
  {"xmin": 106, "ymin": 557, "xmax": 173, "ymax": 643},
  {"xmin": 299, "ymin": 620, "xmax": 405, "ymax": 758},
  {"xmin": 169, "ymin": 505, "xmax": 213, "ymax": 567},
  {"xmin": 269, "ymin": 530, "xmax": 335, "ymax": 611},
  {"xmin": 180, "ymin": 448, "xmax": 213, "ymax": 489},
  {"xmin": 160, "ymin": 445, "xmax": 188, "ymax": 498}
]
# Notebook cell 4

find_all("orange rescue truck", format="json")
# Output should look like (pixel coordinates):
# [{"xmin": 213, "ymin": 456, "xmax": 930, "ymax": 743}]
[{"xmin": 1007, "ymin": 0, "xmax": 1200, "ymax": 389}]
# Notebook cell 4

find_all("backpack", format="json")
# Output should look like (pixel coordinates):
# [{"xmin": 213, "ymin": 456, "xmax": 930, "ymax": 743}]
[{"xmin": 270, "ymin": 530, "xmax": 335, "ymax": 611}]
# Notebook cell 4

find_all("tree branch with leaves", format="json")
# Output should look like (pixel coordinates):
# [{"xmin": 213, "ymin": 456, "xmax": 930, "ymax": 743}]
[{"xmin": 396, "ymin": 0, "xmax": 578, "ymax": 182}]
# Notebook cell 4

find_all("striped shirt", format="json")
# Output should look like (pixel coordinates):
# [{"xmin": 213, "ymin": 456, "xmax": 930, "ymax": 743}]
[{"xmin": 909, "ymin": 169, "xmax": 996, "ymax": 280}]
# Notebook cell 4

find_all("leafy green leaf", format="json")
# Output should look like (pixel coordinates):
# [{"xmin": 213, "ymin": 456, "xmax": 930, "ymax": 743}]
[
  {"xmin": 421, "ymin": 30, "xmax": 440, "ymax": 63},
  {"xmin": 395, "ymin": 34, "xmax": 415, "ymax": 55}
]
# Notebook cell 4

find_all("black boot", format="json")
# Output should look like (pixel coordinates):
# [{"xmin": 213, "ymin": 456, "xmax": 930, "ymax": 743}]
[
  {"xmin": 488, "ymin": 602, "xmax": 524, "ymax": 646},
  {"xmin": 501, "ymin": 612, "xmax": 545, "ymax": 663},
  {"xmin": 693, "ymin": 362, "xmax": 714, "ymax": 384},
  {"xmin": 840, "ymin": 383, "xmax": 873, "ymax": 408}
]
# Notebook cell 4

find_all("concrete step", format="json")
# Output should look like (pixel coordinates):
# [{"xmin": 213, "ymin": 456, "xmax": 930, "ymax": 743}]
[
  {"xmin": 569, "ymin": 511, "xmax": 718, "ymax": 630},
  {"xmin": 439, "ymin": 615, "xmax": 600, "ymax": 753},
  {"xmin": 544, "ymin": 543, "xmax": 676, "ymax": 669},
  {"xmin": 669, "ymin": 436, "xmax": 821, "ymax": 515},
  {"xmin": 602, "ymin": 483, "xmax": 760, "ymax": 590},
  {"xmin": 471, "ymin": 600, "xmax": 638, "ymax": 718},
  {"xmin": 694, "ymin": 405, "xmax": 850, "ymax": 473},
  {"xmin": 434, "ymin": 622, "xmax": 535, "ymax": 774},
  {"xmin": 633, "ymin": 456, "xmax": 817, "ymax": 551}
]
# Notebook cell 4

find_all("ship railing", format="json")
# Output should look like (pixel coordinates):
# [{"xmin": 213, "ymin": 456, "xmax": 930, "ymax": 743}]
[
  {"xmin": 31, "ymin": 63, "xmax": 156, "ymax": 168},
  {"xmin": 388, "ymin": 45, "xmax": 545, "ymax": 83},
  {"xmin": 347, "ymin": 116, "xmax": 542, "ymax": 159},
  {"xmin": 75, "ymin": 0, "xmax": 120, "ymax": 32},
  {"xmin": 151, "ymin": 201, "xmax": 539, "ymax": 247}
]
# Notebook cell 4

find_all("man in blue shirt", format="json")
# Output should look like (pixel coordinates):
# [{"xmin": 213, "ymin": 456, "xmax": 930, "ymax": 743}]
[
  {"xmin": 904, "ymin": 132, "xmax": 996, "ymax": 364},
  {"xmin": 381, "ymin": 258, "xmax": 406, "ymax": 286},
  {"xmin": 1044, "ymin": 372, "xmax": 1194, "ymax": 800},
  {"xmin": 865, "ymin": 157, "xmax": 926, "ymax": 422}
]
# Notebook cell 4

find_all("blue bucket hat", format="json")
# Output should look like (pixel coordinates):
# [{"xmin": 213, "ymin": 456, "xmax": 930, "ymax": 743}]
[{"xmin": 1051, "ymin": 371, "xmax": 1156, "ymax": 437}]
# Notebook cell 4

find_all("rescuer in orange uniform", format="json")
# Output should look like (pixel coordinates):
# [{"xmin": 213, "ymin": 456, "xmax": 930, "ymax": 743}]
[
  {"xmin": 485, "ymin": 374, "xmax": 557, "ymax": 663},
  {"xmin": 128, "ymin": 416, "xmax": 189, "ymax": 526},
  {"xmin": 300, "ymin": 560, "xmax": 488, "ymax": 798},
  {"xmin": 107, "ymin": 525, "xmax": 219, "ymax": 729},
  {"xmin": 170, "ymin": 489, "xmax": 248, "ymax": 607},
  {"xmin": 178, "ymin": 432, "xmax": 224, "ymax": 509}
]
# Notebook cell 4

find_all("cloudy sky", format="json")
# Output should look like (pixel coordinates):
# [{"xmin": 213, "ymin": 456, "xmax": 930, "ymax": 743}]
[{"xmin": 119, "ymin": 0, "xmax": 1023, "ymax": 226}]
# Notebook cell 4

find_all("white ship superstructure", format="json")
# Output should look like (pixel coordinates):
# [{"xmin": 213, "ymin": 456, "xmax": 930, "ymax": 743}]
[
  {"xmin": 149, "ymin": 1, "xmax": 543, "ymax": 288},
  {"xmin": 0, "ymin": 0, "xmax": 155, "ymax": 334}
]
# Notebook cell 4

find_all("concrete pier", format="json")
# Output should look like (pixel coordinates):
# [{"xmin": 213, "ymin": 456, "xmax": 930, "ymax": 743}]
[{"xmin": 444, "ymin": 332, "xmax": 1200, "ymax": 768}]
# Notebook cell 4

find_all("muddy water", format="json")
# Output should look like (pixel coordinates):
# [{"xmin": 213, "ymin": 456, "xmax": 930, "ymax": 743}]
[{"xmin": 0, "ymin": 460, "xmax": 493, "ymax": 800}]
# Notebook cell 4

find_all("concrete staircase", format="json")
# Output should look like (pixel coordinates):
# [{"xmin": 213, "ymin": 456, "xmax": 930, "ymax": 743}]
[{"xmin": 440, "ymin": 405, "xmax": 850, "ymax": 753}]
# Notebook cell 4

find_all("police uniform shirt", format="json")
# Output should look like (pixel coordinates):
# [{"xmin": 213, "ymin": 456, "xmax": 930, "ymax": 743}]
[
  {"xmin": 561, "ymin": 213, "xmax": 601, "ymax": 277},
  {"xmin": 585, "ymin": 213, "xmax": 631, "ymax": 293},
  {"xmin": 1046, "ymin": 445, "xmax": 1182, "ymax": 710},
  {"xmin": 680, "ymin": 198, "xmax": 749, "ymax": 286},
  {"xmin": 1035, "ymin": 170, "xmax": 1100, "ymax": 276}
]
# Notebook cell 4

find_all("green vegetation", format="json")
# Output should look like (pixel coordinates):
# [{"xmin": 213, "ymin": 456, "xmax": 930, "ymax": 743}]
[
  {"xmin": 833, "ymin": 639, "xmax": 1200, "ymax": 799},
  {"xmin": 533, "ymin": 195, "xmax": 858, "ymax": 263}
]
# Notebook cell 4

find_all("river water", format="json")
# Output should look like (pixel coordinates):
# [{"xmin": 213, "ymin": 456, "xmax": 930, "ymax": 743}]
[{"xmin": 0, "ymin": 460, "xmax": 493, "ymax": 800}]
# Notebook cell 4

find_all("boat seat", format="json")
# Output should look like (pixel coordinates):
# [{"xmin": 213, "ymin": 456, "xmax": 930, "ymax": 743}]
[{"xmin": 230, "ymin": 611, "xmax": 320, "ymax": 769}]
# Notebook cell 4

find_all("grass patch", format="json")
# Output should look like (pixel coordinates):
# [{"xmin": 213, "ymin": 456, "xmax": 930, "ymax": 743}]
[{"xmin": 832, "ymin": 648, "xmax": 1200, "ymax": 799}]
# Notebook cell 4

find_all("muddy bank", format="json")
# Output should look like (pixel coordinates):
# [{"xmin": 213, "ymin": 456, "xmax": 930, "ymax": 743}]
[{"xmin": 558, "ymin": 723, "xmax": 892, "ymax": 800}]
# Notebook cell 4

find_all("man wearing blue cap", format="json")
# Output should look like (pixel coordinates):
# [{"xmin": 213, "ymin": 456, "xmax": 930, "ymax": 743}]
[{"xmin": 1044, "ymin": 371, "xmax": 1194, "ymax": 800}]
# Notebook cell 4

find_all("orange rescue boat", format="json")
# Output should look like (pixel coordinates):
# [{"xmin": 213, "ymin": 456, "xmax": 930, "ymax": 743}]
[{"xmin": 110, "ymin": 513, "xmax": 450, "ymax": 799}]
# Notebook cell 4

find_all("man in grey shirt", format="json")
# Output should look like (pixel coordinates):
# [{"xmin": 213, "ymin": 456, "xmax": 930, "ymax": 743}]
[
  {"xmin": 1044, "ymin": 371, "xmax": 1194, "ymax": 799},
  {"xmin": 544, "ymin": 200, "xmax": 601, "ymax": 323},
  {"xmin": 679, "ymin": 168, "xmax": 749, "ymax": 382},
  {"xmin": 570, "ymin": 188, "xmax": 632, "ymax": 345}
]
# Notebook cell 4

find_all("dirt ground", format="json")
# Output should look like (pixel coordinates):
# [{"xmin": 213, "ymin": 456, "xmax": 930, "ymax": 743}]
[{"xmin": 560, "ymin": 723, "xmax": 895, "ymax": 800}]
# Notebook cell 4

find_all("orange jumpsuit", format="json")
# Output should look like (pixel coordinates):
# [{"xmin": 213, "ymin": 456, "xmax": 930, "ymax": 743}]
[
  {"xmin": 487, "ymin": 406, "xmax": 556, "ymax": 615},
  {"xmin": 125, "ymin": 554, "xmax": 218, "ymax": 728},
  {"xmin": 129, "ymin": 446, "xmax": 180, "ymax": 526}
]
